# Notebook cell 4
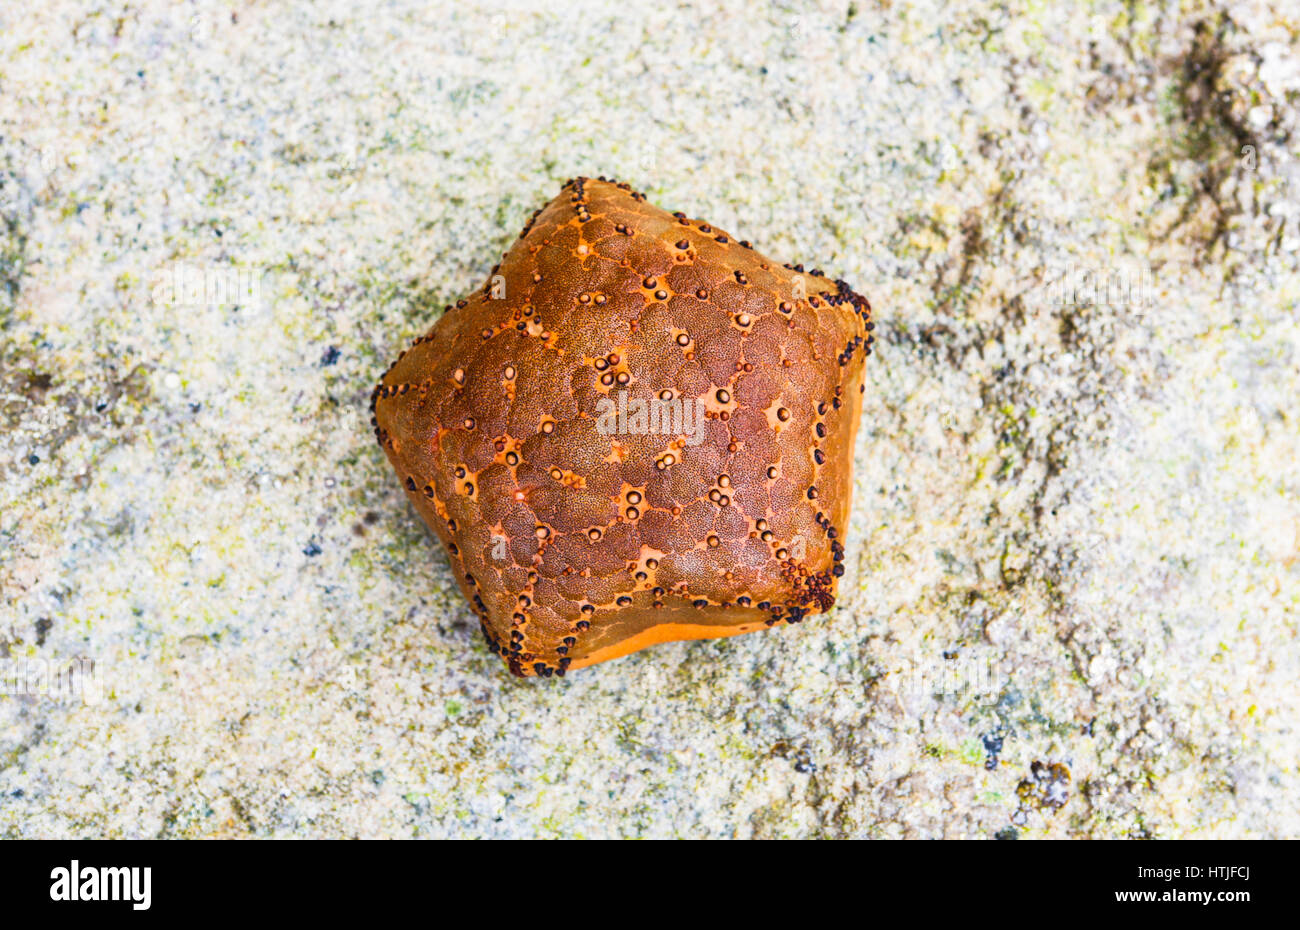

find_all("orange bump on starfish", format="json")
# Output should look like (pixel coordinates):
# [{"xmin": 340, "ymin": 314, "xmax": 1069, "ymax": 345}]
[{"xmin": 372, "ymin": 176, "xmax": 874, "ymax": 677}]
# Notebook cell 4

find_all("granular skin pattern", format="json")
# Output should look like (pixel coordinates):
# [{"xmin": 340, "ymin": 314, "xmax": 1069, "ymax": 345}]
[{"xmin": 373, "ymin": 177, "xmax": 874, "ymax": 677}]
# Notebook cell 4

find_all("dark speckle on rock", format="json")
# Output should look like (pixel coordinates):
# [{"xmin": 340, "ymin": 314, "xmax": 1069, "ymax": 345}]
[
  {"xmin": 321, "ymin": 346, "xmax": 340, "ymax": 366},
  {"xmin": 982, "ymin": 731, "xmax": 1004, "ymax": 771},
  {"xmin": 1015, "ymin": 761, "xmax": 1072, "ymax": 824},
  {"xmin": 302, "ymin": 542, "xmax": 322, "ymax": 557}
]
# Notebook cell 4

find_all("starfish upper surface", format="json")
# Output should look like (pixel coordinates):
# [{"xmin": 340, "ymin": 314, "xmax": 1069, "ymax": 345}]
[{"xmin": 373, "ymin": 177, "xmax": 874, "ymax": 676}]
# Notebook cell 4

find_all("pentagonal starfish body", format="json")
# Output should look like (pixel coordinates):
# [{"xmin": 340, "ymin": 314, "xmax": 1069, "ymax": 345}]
[{"xmin": 373, "ymin": 177, "xmax": 874, "ymax": 677}]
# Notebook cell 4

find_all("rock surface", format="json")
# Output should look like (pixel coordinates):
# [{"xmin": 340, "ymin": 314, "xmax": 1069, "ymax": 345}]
[{"xmin": 1, "ymin": 0, "xmax": 1297, "ymax": 837}]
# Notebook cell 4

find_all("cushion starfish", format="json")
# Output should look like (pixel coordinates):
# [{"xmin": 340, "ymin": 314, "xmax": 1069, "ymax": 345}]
[{"xmin": 373, "ymin": 177, "xmax": 874, "ymax": 676}]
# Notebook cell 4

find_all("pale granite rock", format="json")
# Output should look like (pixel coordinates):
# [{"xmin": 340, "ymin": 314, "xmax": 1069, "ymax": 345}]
[{"xmin": 0, "ymin": 0, "xmax": 1296, "ymax": 838}]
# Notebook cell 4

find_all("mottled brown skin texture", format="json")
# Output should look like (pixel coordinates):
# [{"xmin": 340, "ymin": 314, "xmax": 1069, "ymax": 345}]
[{"xmin": 373, "ymin": 177, "xmax": 874, "ymax": 677}]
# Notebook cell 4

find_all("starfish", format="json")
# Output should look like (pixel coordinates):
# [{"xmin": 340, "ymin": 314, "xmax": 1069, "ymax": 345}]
[{"xmin": 372, "ymin": 177, "xmax": 874, "ymax": 677}]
